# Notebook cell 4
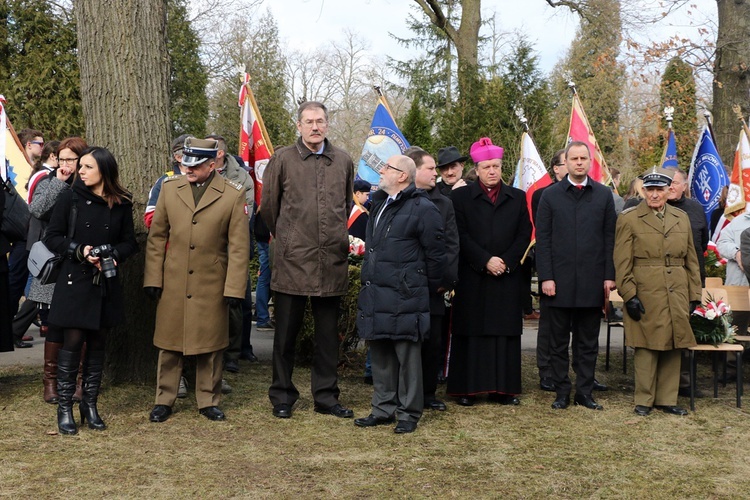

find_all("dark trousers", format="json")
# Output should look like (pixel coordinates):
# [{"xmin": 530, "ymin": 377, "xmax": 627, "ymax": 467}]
[
  {"xmin": 536, "ymin": 299, "xmax": 552, "ymax": 379},
  {"xmin": 12, "ymin": 298, "xmax": 37, "ymax": 341},
  {"xmin": 370, "ymin": 338, "xmax": 423, "ymax": 422},
  {"xmin": 268, "ymin": 292, "xmax": 341, "ymax": 408},
  {"xmin": 421, "ymin": 313, "xmax": 443, "ymax": 399},
  {"xmin": 225, "ymin": 276, "xmax": 253, "ymax": 363},
  {"xmin": 548, "ymin": 306, "xmax": 600, "ymax": 396},
  {"xmin": 7, "ymin": 243, "xmax": 29, "ymax": 315},
  {"xmin": 239, "ymin": 279, "xmax": 255, "ymax": 356},
  {"xmin": 521, "ymin": 256, "xmax": 534, "ymax": 315}
]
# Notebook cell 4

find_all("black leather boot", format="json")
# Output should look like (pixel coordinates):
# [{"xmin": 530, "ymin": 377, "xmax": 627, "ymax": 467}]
[
  {"xmin": 57, "ymin": 349, "xmax": 80, "ymax": 435},
  {"xmin": 79, "ymin": 350, "xmax": 106, "ymax": 430}
]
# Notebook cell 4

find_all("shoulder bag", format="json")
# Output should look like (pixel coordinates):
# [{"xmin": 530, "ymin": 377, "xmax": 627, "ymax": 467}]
[
  {"xmin": 1, "ymin": 177, "xmax": 31, "ymax": 242},
  {"xmin": 27, "ymin": 193, "xmax": 78, "ymax": 285}
]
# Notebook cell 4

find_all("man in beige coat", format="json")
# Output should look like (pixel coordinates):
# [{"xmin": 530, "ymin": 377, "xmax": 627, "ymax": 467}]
[
  {"xmin": 614, "ymin": 168, "xmax": 701, "ymax": 417},
  {"xmin": 261, "ymin": 101, "xmax": 354, "ymax": 419},
  {"xmin": 144, "ymin": 137, "xmax": 250, "ymax": 422}
]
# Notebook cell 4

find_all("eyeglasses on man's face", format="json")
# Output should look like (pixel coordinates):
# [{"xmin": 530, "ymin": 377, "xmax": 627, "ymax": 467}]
[
  {"xmin": 299, "ymin": 119, "xmax": 328, "ymax": 128},
  {"xmin": 384, "ymin": 163, "xmax": 403, "ymax": 173}
]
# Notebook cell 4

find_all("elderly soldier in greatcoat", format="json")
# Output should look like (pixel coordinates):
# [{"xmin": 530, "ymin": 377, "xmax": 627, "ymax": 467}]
[
  {"xmin": 615, "ymin": 168, "xmax": 701, "ymax": 417},
  {"xmin": 144, "ymin": 137, "xmax": 250, "ymax": 423}
]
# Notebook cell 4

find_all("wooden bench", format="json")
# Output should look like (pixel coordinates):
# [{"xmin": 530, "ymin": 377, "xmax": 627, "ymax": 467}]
[{"xmin": 688, "ymin": 343, "xmax": 743, "ymax": 411}]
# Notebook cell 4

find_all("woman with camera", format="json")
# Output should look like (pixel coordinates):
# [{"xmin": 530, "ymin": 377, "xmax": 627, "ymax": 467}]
[{"xmin": 44, "ymin": 146, "xmax": 137, "ymax": 435}]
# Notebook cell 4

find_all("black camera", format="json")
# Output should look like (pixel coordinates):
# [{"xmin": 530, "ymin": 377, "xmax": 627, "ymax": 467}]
[{"xmin": 90, "ymin": 244, "xmax": 117, "ymax": 279}]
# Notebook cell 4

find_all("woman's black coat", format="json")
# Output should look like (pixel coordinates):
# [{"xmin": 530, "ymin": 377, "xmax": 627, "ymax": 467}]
[
  {"xmin": 450, "ymin": 181, "xmax": 532, "ymax": 338},
  {"xmin": 44, "ymin": 180, "xmax": 138, "ymax": 330}
]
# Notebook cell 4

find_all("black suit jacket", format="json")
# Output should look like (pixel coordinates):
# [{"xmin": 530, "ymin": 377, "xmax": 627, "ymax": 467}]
[{"xmin": 535, "ymin": 175, "xmax": 616, "ymax": 308}]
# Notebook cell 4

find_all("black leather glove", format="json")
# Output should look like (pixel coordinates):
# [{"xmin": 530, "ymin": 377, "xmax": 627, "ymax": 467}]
[
  {"xmin": 144, "ymin": 287, "xmax": 162, "ymax": 300},
  {"xmin": 690, "ymin": 301, "xmax": 701, "ymax": 314},
  {"xmin": 625, "ymin": 296, "xmax": 645, "ymax": 321},
  {"xmin": 225, "ymin": 297, "xmax": 243, "ymax": 308}
]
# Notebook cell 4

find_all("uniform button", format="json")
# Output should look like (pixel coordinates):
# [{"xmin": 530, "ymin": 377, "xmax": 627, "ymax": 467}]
[
  {"xmin": 85, "ymin": 222, "xmax": 91, "ymax": 228},
  {"xmin": 190, "ymin": 245, "xmax": 195, "ymax": 249},
  {"xmin": 189, "ymin": 270, "xmax": 194, "ymax": 274},
  {"xmin": 187, "ymin": 294, "xmax": 192, "ymax": 299},
  {"xmin": 104, "ymin": 224, "xmax": 109, "ymax": 230},
  {"xmin": 365, "ymin": 281, "xmax": 371, "ymax": 286},
  {"xmin": 192, "ymin": 220, "xmax": 197, "ymax": 225},
  {"xmin": 667, "ymin": 270, "xmax": 672, "ymax": 274},
  {"xmin": 669, "ymin": 289, "xmax": 673, "ymax": 293}
]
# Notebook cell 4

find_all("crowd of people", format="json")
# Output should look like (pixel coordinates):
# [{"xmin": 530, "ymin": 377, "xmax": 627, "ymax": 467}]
[{"xmin": 0, "ymin": 99, "xmax": 727, "ymax": 435}]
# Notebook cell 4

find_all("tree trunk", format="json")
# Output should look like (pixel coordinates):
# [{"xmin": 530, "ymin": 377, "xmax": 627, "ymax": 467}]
[
  {"xmin": 76, "ymin": 0, "xmax": 170, "ymax": 383},
  {"xmin": 713, "ymin": 0, "xmax": 750, "ymax": 168}
]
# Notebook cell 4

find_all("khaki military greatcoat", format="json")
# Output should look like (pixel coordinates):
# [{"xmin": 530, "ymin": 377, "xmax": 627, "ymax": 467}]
[
  {"xmin": 614, "ymin": 201, "xmax": 701, "ymax": 350},
  {"xmin": 144, "ymin": 173, "xmax": 250, "ymax": 355}
]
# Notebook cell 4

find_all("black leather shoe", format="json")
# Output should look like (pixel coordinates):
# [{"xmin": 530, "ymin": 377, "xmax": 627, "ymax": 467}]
[
  {"xmin": 488, "ymin": 394, "xmax": 520, "ymax": 405},
  {"xmin": 272, "ymin": 404, "xmax": 292, "ymax": 419},
  {"xmin": 354, "ymin": 414, "xmax": 395, "ymax": 427},
  {"xmin": 13, "ymin": 339, "xmax": 32, "ymax": 348},
  {"xmin": 540, "ymin": 377, "xmax": 555, "ymax": 392},
  {"xmin": 678, "ymin": 387, "xmax": 706, "ymax": 398},
  {"xmin": 199, "ymin": 406, "xmax": 226, "ymax": 421},
  {"xmin": 551, "ymin": 395, "xmax": 570, "ymax": 409},
  {"xmin": 149, "ymin": 404, "xmax": 173, "ymax": 423},
  {"xmin": 224, "ymin": 360, "xmax": 240, "ymax": 373},
  {"xmin": 455, "ymin": 396, "xmax": 475, "ymax": 406},
  {"xmin": 239, "ymin": 351, "xmax": 258, "ymax": 362},
  {"xmin": 424, "ymin": 398, "xmax": 447, "ymax": 411},
  {"xmin": 394, "ymin": 420, "xmax": 417, "ymax": 434},
  {"xmin": 314, "ymin": 403, "xmax": 354, "ymax": 418},
  {"xmin": 634, "ymin": 405, "xmax": 652, "ymax": 416},
  {"xmin": 592, "ymin": 379, "xmax": 608, "ymax": 391},
  {"xmin": 655, "ymin": 405, "xmax": 688, "ymax": 416},
  {"xmin": 574, "ymin": 394, "xmax": 603, "ymax": 410}
]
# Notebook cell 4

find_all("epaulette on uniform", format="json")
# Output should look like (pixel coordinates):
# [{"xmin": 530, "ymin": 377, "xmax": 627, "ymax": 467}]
[
  {"xmin": 163, "ymin": 175, "xmax": 181, "ymax": 183},
  {"xmin": 226, "ymin": 179, "xmax": 243, "ymax": 191},
  {"xmin": 621, "ymin": 206, "xmax": 637, "ymax": 215}
]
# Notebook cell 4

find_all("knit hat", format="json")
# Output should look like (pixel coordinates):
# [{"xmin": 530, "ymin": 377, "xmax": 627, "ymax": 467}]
[{"xmin": 470, "ymin": 137, "xmax": 504, "ymax": 163}]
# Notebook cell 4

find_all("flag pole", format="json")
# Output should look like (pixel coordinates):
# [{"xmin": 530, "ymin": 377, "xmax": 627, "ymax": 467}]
[
  {"xmin": 703, "ymin": 109, "xmax": 718, "ymax": 144},
  {"xmin": 373, "ymin": 86, "xmax": 396, "ymax": 121},
  {"xmin": 244, "ymin": 74, "xmax": 274, "ymax": 156},
  {"xmin": 732, "ymin": 104, "xmax": 750, "ymax": 141}
]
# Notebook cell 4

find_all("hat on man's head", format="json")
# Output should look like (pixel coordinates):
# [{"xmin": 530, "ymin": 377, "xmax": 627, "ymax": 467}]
[
  {"xmin": 436, "ymin": 146, "xmax": 469, "ymax": 169},
  {"xmin": 171, "ymin": 134, "xmax": 190, "ymax": 154},
  {"xmin": 470, "ymin": 137, "xmax": 504, "ymax": 163},
  {"xmin": 640, "ymin": 166, "xmax": 674, "ymax": 188},
  {"xmin": 182, "ymin": 137, "xmax": 219, "ymax": 167},
  {"xmin": 353, "ymin": 179, "xmax": 372, "ymax": 193}
]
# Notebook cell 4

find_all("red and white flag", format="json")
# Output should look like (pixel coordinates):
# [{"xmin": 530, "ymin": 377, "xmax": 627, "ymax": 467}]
[
  {"xmin": 238, "ymin": 73, "xmax": 273, "ymax": 205},
  {"xmin": 516, "ymin": 131, "xmax": 552, "ymax": 238},
  {"xmin": 725, "ymin": 127, "xmax": 750, "ymax": 215},
  {"xmin": 567, "ymin": 93, "xmax": 610, "ymax": 184}
]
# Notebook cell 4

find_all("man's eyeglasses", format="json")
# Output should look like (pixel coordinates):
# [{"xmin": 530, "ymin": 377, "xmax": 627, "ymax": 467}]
[
  {"xmin": 555, "ymin": 163, "xmax": 565, "ymax": 167},
  {"xmin": 30, "ymin": 141, "xmax": 44, "ymax": 146},
  {"xmin": 299, "ymin": 119, "xmax": 328, "ymax": 128},
  {"xmin": 59, "ymin": 157, "xmax": 79, "ymax": 164},
  {"xmin": 384, "ymin": 163, "xmax": 403, "ymax": 173}
]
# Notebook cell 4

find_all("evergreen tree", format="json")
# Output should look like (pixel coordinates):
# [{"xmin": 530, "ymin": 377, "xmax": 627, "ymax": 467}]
[
  {"xmin": 549, "ymin": 0, "xmax": 625, "ymax": 164},
  {"xmin": 660, "ymin": 57, "xmax": 697, "ymax": 165},
  {"xmin": 167, "ymin": 0, "xmax": 208, "ymax": 138},
  {"xmin": 401, "ymin": 97, "xmax": 433, "ymax": 153},
  {"xmin": 0, "ymin": 0, "xmax": 83, "ymax": 138}
]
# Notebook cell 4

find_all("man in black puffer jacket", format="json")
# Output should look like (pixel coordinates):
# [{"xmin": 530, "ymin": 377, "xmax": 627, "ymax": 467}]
[{"xmin": 355, "ymin": 154, "xmax": 446, "ymax": 434}]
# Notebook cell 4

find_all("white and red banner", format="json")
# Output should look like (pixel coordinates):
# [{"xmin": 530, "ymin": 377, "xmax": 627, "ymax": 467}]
[
  {"xmin": 725, "ymin": 127, "xmax": 750, "ymax": 215},
  {"xmin": 567, "ymin": 93, "xmax": 610, "ymax": 184},
  {"xmin": 513, "ymin": 131, "xmax": 552, "ymax": 239},
  {"xmin": 238, "ymin": 73, "xmax": 273, "ymax": 205},
  {"xmin": 0, "ymin": 95, "xmax": 32, "ymax": 199}
]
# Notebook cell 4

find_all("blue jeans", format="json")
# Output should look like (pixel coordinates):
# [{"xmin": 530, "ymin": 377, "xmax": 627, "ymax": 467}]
[{"xmin": 256, "ymin": 241, "xmax": 271, "ymax": 325}]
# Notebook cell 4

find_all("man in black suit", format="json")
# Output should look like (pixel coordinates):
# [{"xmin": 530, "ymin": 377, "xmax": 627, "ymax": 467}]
[{"xmin": 535, "ymin": 141, "xmax": 616, "ymax": 410}]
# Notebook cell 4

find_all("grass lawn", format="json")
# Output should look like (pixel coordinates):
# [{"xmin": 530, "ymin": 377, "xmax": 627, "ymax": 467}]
[{"xmin": 2, "ymin": 352, "xmax": 750, "ymax": 498}]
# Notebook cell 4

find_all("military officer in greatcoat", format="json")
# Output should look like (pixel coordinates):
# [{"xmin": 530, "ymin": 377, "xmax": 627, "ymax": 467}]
[
  {"xmin": 614, "ymin": 167, "xmax": 701, "ymax": 417},
  {"xmin": 144, "ymin": 137, "xmax": 250, "ymax": 422}
]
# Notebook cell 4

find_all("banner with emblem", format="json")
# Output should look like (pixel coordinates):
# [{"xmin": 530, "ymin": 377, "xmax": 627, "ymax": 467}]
[
  {"xmin": 238, "ymin": 73, "xmax": 273, "ymax": 206},
  {"xmin": 0, "ymin": 96, "xmax": 32, "ymax": 199},
  {"xmin": 513, "ymin": 131, "xmax": 551, "ymax": 239},
  {"xmin": 725, "ymin": 127, "xmax": 750, "ymax": 215},
  {"xmin": 660, "ymin": 129, "xmax": 678, "ymax": 169},
  {"xmin": 688, "ymin": 126, "xmax": 729, "ymax": 226},
  {"xmin": 356, "ymin": 94, "xmax": 410, "ymax": 186}
]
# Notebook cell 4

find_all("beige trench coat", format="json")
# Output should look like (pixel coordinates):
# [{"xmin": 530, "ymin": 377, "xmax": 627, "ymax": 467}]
[
  {"xmin": 614, "ymin": 202, "xmax": 701, "ymax": 350},
  {"xmin": 144, "ymin": 173, "xmax": 250, "ymax": 355}
]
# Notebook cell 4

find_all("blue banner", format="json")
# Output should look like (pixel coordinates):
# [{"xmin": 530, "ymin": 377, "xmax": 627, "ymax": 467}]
[
  {"xmin": 356, "ymin": 99, "xmax": 410, "ymax": 185},
  {"xmin": 689, "ymin": 127, "xmax": 729, "ymax": 226},
  {"xmin": 661, "ymin": 129, "xmax": 678, "ymax": 169}
]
